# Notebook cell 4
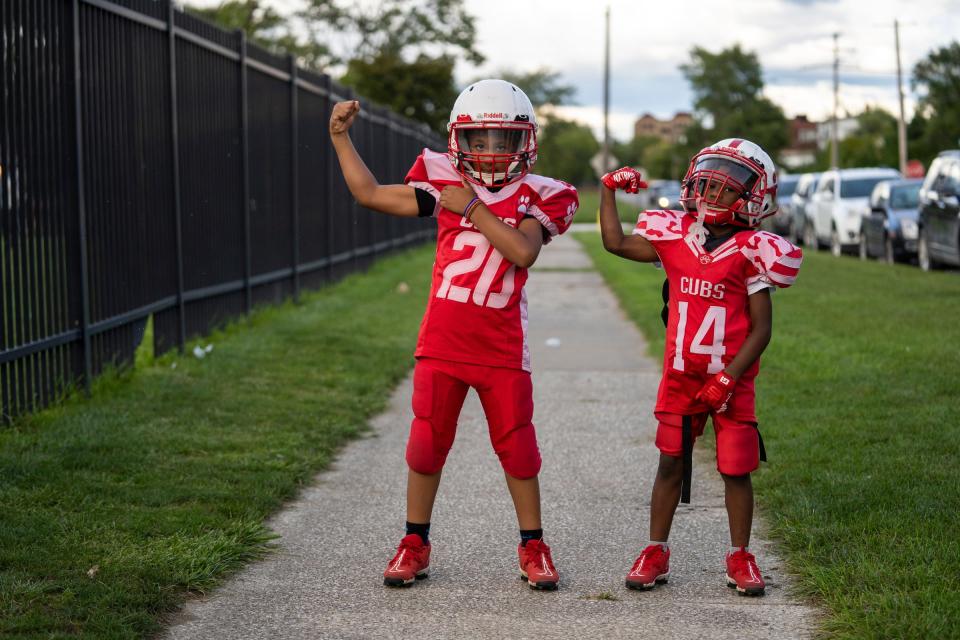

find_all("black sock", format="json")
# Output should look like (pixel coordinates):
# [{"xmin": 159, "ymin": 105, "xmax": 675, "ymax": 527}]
[
  {"xmin": 405, "ymin": 521, "xmax": 430, "ymax": 545},
  {"xmin": 520, "ymin": 528, "xmax": 543, "ymax": 547}
]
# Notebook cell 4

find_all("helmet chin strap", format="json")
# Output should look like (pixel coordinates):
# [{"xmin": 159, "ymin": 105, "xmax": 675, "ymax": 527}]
[
  {"xmin": 686, "ymin": 200, "xmax": 709, "ymax": 247},
  {"xmin": 467, "ymin": 159, "xmax": 521, "ymax": 186}
]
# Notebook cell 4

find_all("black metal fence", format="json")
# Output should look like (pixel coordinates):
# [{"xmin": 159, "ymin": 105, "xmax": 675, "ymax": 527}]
[{"xmin": 0, "ymin": 0, "xmax": 441, "ymax": 424}]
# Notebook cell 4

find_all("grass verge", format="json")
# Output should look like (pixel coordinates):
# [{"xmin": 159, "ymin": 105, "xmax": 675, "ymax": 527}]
[
  {"xmin": 571, "ymin": 187, "xmax": 637, "ymax": 224},
  {"xmin": 0, "ymin": 245, "xmax": 434, "ymax": 639},
  {"xmin": 575, "ymin": 232, "xmax": 960, "ymax": 639}
]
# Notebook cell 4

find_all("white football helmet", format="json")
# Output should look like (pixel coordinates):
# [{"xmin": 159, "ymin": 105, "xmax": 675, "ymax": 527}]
[
  {"xmin": 679, "ymin": 138, "xmax": 778, "ymax": 228},
  {"xmin": 447, "ymin": 79, "xmax": 538, "ymax": 187}
]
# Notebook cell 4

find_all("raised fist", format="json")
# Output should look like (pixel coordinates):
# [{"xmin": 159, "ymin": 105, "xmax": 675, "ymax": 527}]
[
  {"xmin": 696, "ymin": 371, "xmax": 736, "ymax": 413},
  {"xmin": 601, "ymin": 167, "xmax": 648, "ymax": 193},
  {"xmin": 329, "ymin": 100, "xmax": 360, "ymax": 136}
]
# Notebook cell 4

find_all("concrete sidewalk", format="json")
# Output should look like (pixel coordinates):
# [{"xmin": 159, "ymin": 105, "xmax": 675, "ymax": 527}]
[{"xmin": 164, "ymin": 234, "xmax": 817, "ymax": 639}]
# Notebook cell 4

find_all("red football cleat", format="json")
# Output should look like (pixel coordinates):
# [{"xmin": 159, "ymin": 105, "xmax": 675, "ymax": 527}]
[
  {"xmin": 625, "ymin": 544, "xmax": 670, "ymax": 590},
  {"xmin": 726, "ymin": 547, "xmax": 766, "ymax": 596},
  {"xmin": 383, "ymin": 534, "xmax": 430, "ymax": 587},
  {"xmin": 518, "ymin": 538, "xmax": 559, "ymax": 590}
]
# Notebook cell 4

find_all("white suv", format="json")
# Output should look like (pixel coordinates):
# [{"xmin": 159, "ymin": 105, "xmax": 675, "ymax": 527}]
[{"xmin": 810, "ymin": 167, "xmax": 902, "ymax": 255}]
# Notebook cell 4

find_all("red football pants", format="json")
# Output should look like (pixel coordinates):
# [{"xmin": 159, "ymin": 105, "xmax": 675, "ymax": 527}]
[{"xmin": 406, "ymin": 357, "xmax": 541, "ymax": 479}]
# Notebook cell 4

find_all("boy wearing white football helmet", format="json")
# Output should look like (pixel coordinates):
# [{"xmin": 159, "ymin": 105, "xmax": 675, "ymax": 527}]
[
  {"xmin": 330, "ymin": 79, "xmax": 578, "ymax": 590},
  {"xmin": 599, "ymin": 138, "xmax": 802, "ymax": 596}
]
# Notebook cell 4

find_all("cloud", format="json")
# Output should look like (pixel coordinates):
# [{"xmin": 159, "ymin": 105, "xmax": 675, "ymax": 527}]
[{"xmin": 549, "ymin": 105, "xmax": 642, "ymax": 142}]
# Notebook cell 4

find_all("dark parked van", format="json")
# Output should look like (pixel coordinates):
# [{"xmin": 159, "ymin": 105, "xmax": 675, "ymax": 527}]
[{"xmin": 917, "ymin": 150, "xmax": 960, "ymax": 271}]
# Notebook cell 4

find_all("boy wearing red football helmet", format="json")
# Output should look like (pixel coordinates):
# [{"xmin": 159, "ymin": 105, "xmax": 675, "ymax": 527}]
[
  {"xmin": 330, "ymin": 79, "xmax": 578, "ymax": 590},
  {"xmin": 599, "ymin": 138, "xmax": 802, "ymax": 596}
]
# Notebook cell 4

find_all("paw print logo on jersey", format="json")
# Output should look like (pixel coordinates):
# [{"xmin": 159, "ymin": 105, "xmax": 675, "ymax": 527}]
[
  {"xmin": 517, "ymin": 195, "xmax": 531, "ymax": 215},
  {"xmin": 563, "ymin": 203, "xmax": 576, "ymax": 227}
]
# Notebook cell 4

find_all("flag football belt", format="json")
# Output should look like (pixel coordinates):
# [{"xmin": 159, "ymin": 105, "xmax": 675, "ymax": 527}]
[{"xmin": 679, "ymin": 417, "xmax": 767, "ymax": 504}]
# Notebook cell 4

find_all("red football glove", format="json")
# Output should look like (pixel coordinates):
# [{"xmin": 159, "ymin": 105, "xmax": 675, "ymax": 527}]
[
  {"xmin": 601, "ymin": 167, "xmax": 648, "ymax": 193},
  {"xmin": 696, "ymin": 371, "xmax": 736, "ymax": 413}
]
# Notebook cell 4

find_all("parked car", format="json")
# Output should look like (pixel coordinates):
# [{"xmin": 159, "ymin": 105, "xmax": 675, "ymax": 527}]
[
  {"xmin": 791, "ymin": 172, "xmax": 821, "ymax": 247},
  {"xmin": 648, "ymin": 179, "xmax": 682, "ymax": 210},
  {"xmin": 810, "ymin": 167, "xmax": 902, "ymax": 255},
  {"xmin": 859, "ymin": 178, "xmax": 922, "ymax": 263},
  {"xmin": 762, "ymin": 174, "xmax": 798, "ymax": 236},
  {"xmin": 917, "ymin": 150, "xmax": 960, "ymax": 271}
]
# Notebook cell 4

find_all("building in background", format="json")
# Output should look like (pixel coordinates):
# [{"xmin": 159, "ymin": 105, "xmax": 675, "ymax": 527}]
[
  {"xmin": 634, "ymin": 112, "xmax": 693, "ymax": 144},
  {"xmin": 816, "ymin": 116, "xmax": 860, "ymax": 151},
  {"xmin": 780, "ymin": 114, "xmax": 819, "ymax": 170}
]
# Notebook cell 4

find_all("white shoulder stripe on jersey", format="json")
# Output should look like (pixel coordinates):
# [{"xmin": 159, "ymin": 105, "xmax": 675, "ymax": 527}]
[
  {"xmin": 408, "ymin": 179, "xmax": 440, "ymax": 199},
  {"xmin": 778, "ymin": 255, "xmax": 803, "ymax": 269},
  {"xmin": 746, "ymin": 277, "xmax": 775, "ymax": 295},
  {"xmin": 767, "ymin": 270, "xmax": 795, "ymax": 285},
  {"xmin": 521, "ymin": 173, "xmax": 570, "ymax": 201},
  {"xmin": 527, "ymin": 204, "xmax": 560, "ymax": 236},
  {"xmin": 421, "ymin": 149, "xmax": 461, "ymax": 182}
]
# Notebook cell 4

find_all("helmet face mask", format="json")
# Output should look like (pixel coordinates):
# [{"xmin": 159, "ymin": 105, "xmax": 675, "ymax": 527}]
[
  {"xmin": 451, "ymin": 123, "xmax": 534, "ymax": 186},
  {"xmin": 680, "ymin": 139, "xmax": 778, "ymax": 228},
  {"xmin": 447, "ymin": 80, "xmax": 538, "ymax": 187}
]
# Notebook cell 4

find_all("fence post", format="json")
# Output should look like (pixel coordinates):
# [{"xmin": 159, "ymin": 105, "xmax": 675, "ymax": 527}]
[
  {"xmin": 71, "ymin": 0, "xmax": 92, "ymax": 395},
  {"xmin": 290, "ymin": 54, "xmax": 300, "ymax": 303},
  {"xmin": 324, "ymin": 74, "xmax": 335, "ymax": 281},
  {"xmin": 168, "ymin": 0, "xmax": 186, "ymax": 351},
  {"xmin": 238, "ymin": 29, "xmax": 251, "ymax": 315}
]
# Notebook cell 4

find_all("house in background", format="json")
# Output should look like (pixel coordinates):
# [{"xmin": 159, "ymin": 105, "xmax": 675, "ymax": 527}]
[
  {"xmin": 634, "ymin": 112, "xmax": 693, "ymax": 145},
  {"xmin": 779, "ymin": 115, "xmax": 819, "ymax": 170}
]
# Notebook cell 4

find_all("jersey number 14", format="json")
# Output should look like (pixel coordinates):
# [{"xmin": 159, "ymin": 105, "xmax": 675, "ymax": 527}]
[{"xmin": 673, "ymin": 302, "xmax": 727, "ymax": 374}]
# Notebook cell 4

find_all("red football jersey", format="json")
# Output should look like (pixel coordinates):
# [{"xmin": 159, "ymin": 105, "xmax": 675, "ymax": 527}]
[
  {"xmin": 405, "ymin": 149, "xmax": 579, "ymax": 371},
  {"xmin": 633, "ymin": 210, "xmax": 802, "ymax": 421}
]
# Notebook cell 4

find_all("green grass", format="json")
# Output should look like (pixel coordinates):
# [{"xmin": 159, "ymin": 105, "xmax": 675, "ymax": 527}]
[
  {"xmin": 576, "ymin": 232, "xmax": 960, "ymax": 639},
  {"xmin": 0, "ymin": 245, "xmax": 435, "ymax": 639},
  {"xmin": 571, "ymin": 187, "xmax": 637, "ymax": 224}
]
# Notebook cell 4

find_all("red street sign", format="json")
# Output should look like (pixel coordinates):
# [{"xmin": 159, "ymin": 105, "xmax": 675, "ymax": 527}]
[{"xmin": 905, "ymin": 159, "xmax": 925, "ymax": 178}]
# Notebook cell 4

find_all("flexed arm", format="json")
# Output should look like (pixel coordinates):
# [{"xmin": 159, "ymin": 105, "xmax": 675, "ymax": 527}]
[
  {"xmin": 438, "ymin": 181, "xmax": 544, "ymax": 269},
  {"xmin": 599, "ymin": 168, "xmax": 659, "ymax": 262},
  {"xmin": 329, "ymin": 100, "xmax": 419, "ymax": 217}
]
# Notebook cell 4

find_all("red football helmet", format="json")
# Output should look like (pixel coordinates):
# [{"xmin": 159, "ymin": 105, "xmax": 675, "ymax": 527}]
[
  {"xmin": 679, "ymin": 138, "xmax": 778, "ymax": 228},
  {"xmin": 447, "ymin": 79, "xmax": 538, "ymax": 187}
]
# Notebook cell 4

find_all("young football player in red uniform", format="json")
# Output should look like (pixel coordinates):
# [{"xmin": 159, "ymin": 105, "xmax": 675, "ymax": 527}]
[
  {"xmin": 598, "ymin": 138, "xmax": 802, "ymax": 596},
  {"xmin": 329, "ymin": 79, "xmax": 578, "ymax": 590}
]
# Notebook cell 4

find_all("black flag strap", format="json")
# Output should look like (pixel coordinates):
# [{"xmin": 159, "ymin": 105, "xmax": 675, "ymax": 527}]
[
  {"xmin": 680, "ymin": 414, "xmax": 693, "ymax": 504},
  {"xmin": 756, "ymin": 423, "xmax": 767, "ymax": 462}
]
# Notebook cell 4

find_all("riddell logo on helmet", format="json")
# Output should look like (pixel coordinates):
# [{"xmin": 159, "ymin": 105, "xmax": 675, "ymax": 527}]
[{"xmin": 481, "ymin": 112, "xmax": 506, "ymax": 119}]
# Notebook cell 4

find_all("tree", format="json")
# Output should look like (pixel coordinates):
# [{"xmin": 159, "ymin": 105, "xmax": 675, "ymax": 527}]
[
  {"xmin": 643, "ymin": 141, "xmax": 690, "ymax": 181},
  {"xmin": 612, "ymin": 135, "xmax": 660, "ymax": 169},
  {"xmin": 483, "ymin": 68, "xmax": 576, "ymax": 111},
  {"xmin": 680, "ymin": 45, "xmax": 788, "ymax": 156},
  {"xmin": 341, "ymin": 52, "xmax": 458, "ymax": 134},
  {"xmin": 911, "ymin": 41, "xmax": 960, "ymax": 162},
  {"xmin": 535, "ymin": 117, "xmax": 599, "ymax": 186},
  {"xmin": 301, "ymin": 0, "xmax": 482, "ymax": 66},
  {"xmin": 185, "ymin": 0, "xmax": 335, "ymax": 69},
  {"xmin": 841, "ymin": 107, "xmax": 898, "ymax": 168},
  {"xmin": 185, "ymin": 0, "xmax": 484, "ymax": 134}
]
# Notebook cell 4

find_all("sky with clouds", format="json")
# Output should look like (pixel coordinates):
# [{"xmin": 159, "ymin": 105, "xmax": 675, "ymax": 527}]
[{"xmin": 188, "ymin": 0, "xmax": 960, "ymax": 141}]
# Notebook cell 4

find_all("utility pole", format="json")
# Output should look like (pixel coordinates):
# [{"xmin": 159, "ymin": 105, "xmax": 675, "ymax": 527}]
[
  {"xmin": 602, "ymin": 5, "xmax": 610, "ymax": 177},
  {"xmin": 894, "ymin": 19, "xmax": 908, "ymax": 174},
  {"xmin": 831, "ymin": 32, "xmax": 840, "ymax": 168}
]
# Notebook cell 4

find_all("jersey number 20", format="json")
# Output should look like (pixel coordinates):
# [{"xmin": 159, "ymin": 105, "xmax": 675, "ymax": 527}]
[{"xmin": 436, "ymin": 231, "xmax": 516, "ymax": 308}]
